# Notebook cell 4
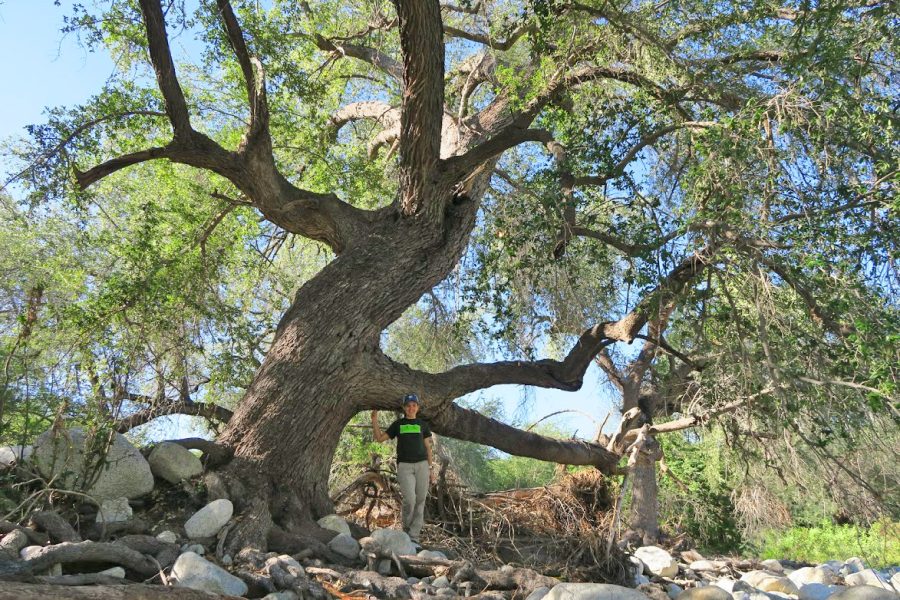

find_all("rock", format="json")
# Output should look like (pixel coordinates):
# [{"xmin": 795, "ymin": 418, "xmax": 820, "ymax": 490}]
[
  {"xmin": 790, "ymin": 568, "xmax": 836, "ymax": 586},
  {"xmin": 716, "ymin": 580, "xmax": 755, "ymax": 594},
  {"xmin": 377, "ymin": 558, "xmax": 392, "ymax": 575},
  {"xmin": 635, "ymin": 546, "xmax": 679, "ymax": 578},
  {"xmin": 800, "ymin": 583, "xmax": 844, "ymax": 600},
  {"xmin": 742, "ymin": 571, "xmax": 778, "ymax": 587},
  {"xmin": 184, "ymin": 544, "xmax": 206, "ymax": 555},
  {"xmin": 545, "ymin": 583, "xmax": 652, "ymax": 600},
  {"xmin": 96, "ymin": 497, "xmax": 132, "ymax": 523},
  {"xmin": 527, "ymin": 587, "xmax": 552, "ymax": 600},
  {"xmin": 761, "ymin": 560, "xmax": 785, "ymax": 574},
  {"xmin": 846, "ymin": 571, "xmax": 892, "ymax": 590},
  {"xmin": 691, "ymin": 561, "xmax": 722, "ymax": 572},
  {"xmin": 436, "ymin": 588, "xmax": 456, "ymax": 597},
  {"xmin": 639, "ymin": 582, "xmax": 672, "ymax": 600},
  {"xmin": 732, "ymin": 594, "xmax": 775, "ymax": 600},
  {"xmin": 262, "ymin": 593, "xmax": 299, "ymax": 600},
  {"xmin": 156, "ymin": 530, "xmax": 178, "ymax": 544},
  {"xmin": 371, "ymin": 528, "xmax": 417, "ymax": 556},
  {"xmin": 821, "ymin": 562, "xmax": 844, "ymax": 576},
  {"xmin": 0, "ymin": 445, "xmax": 32, "ymax": 469},
  {"xmin": 147, "ymin": 442, "xmax": 203, "ymax": 484},
  {"xmin": 98, "ymin": 567, "xmax": 126, "ymax": 578},
  {"xmin": 31, "ymin": 428, "xmax": 154, "ymax": 500},
  {"xmin": 418, "ymin": 549, "xmax": 448, "ymax": 561},
  {"xmin": 891, "ymin": 573, "xmax": 900, "ymax": 594},
  {"xmin": 317, "ymin": 514, "xmax": 351, "ymax": 536},
  {"xmin": 636, "ymin": 575, "xmax": 651, "ymax": 586},
  {"xmin": 433, "ymin": 575, "xmax": 450, "ymax": 588},
  {"xmin": 757, "ymin": 576, "xmax": 800, "ymax": 595},
  {"xmin": 843, "ymin": 559, "xmax": 868, "ymax": 576},
  {"xmin": 630, "ymin": 557, "xmax": 646, "ymax": 580},
  {"xmin": 677, "ymin": 587, "xmax": 732, "ymax": 600},
  {"xmin": 172, "ymin": 551, "xmax": 248, "ymax": 596},
  {"xmin": 407, "ymin": 577, "xmax": 420, "ymax": 585},
  {"xmin": 667, "ymin": 584, "xmax": 684, "ymax": 599},
  {"xmin": 829, "ymin": 586, "xmax": 900, "ymax": 600},
  {"xmin": 328, "ymin": 533, "xmax": 361, "ymax": 560},
  {"xmin": 0, "ymin": 529, "xmax": 30, "ymax": 558},
  {"xmin": 221, "ymin": 554, "xmax": 232, "ymax": 566},
  {"xmin": 184, "ymin": 499, "xmax": 233, "ymax": 539}
]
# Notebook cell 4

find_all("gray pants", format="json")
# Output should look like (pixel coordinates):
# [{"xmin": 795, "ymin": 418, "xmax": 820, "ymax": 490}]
[{"xmin": 397, "ymin": 460, "xmax": 429, "ymax": 540}]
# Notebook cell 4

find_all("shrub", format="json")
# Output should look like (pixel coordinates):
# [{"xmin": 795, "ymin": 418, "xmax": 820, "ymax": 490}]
[{"xmin": 759, "ymin": 520, "xmax": 900, "ymax": 568}]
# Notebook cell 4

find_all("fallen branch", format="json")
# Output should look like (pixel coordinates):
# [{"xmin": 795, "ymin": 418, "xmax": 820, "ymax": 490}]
[{"xmin": 0, "ymin": 541, "xmax": 160, "ymax": 579}]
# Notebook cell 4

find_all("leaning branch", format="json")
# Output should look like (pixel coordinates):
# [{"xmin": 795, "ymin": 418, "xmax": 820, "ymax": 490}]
[
  {"xmin": 414, "ymin": 246, "xmax": 717, "ymax": 402},
  {"xmin": 429, "ymin": 403, "xmax": 621, "ymax": 472}
]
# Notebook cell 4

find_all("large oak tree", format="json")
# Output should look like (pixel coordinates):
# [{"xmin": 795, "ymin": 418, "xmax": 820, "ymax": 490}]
[{"xmin": 4, "ymin": 0, "xmax": 895, "ymax": 553}]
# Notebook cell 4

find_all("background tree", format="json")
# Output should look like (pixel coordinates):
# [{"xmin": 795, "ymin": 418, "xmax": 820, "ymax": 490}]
[{"xmin": 1, "ymin": 0, "xmax": 895, "ymax": 555}]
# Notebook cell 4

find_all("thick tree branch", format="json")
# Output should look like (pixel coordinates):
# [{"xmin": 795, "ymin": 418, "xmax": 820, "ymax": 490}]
[
  {"xmin": 114, "ymin": 401, "xmax": 233, "ymax": 433},
  {"xmin": 395, "ymin": 246, "xmax": 718, "ymax": 404},
  {"xmin": 447, "ymin": 66, "xmax": 683, "ymax": 179},
  {"xmin": 138, "ymin": 0, "xmax": 192, "ymax": 137},
  {"xmin": 429, "ymin": 403, "xmax": 621, "ymax": 472},
  {"xmin": 328, "ymin": 102, "xmax": 400, "ymax": 139},
  {"xmin": 216, "ymin": 0, "xmax": 269, "ymax": 141},
  {"xmin": 313, "ymin": 35, "xmax": 404, "ymax": 80},
  {"xmin": 394, "ymin": 0, "xmax": 446, "ymax": 216}
]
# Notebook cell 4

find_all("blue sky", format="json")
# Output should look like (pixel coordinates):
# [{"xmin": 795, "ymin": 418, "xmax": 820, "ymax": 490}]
[{"xmin": 1, "ymin": 2, "xmax": 623, "ymax": 440}]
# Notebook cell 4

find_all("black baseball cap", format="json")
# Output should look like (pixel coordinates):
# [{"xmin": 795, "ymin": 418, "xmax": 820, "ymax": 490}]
[{"xmin": 402, "ymin": 393, "xmax": 419, "ymax": 405}]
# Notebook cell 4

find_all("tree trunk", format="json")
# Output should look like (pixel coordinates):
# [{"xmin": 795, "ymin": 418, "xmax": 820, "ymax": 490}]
[
  {"xmin": 630, "ymin": 445, "xmax": 660, "ymax": 544},
  {"xmin": 622, "ymin": 388, "xmax": 662, "ymax": 544},
  {"xmin": 210, "ymin": 193, "xmax": 481, "ymax": 553}
]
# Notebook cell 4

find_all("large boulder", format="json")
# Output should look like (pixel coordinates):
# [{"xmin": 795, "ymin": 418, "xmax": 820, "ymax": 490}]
[
  {"xmin": 0, "ymin": 445, "xmax": 32, "ymax": 469},
  {"xmin": 676, "ymin": 586, "xmax": 732, "ymax": 600},
  {"xmin": 829, "ymin": 586, "xmax": 899, "ymax": 600},
  {"xmin": 845, "ymin": 570, "xmax": 892, "ymax": 590},
  {"xmin": 544, "ymin": 583, "xmax": 650, "ymax": 600},
  {"xmin": 790, "ymin": 568, "xmax": 837, "ymax": 586},
  {"xmin": 634, "ymin": 546, "xmax": 679, "ymax": 578},
  {"xmin": 31, "ymin": 428, "xmax": 153, "ymax": 500},
  {"xmin": 317, "ymin": 514, "xmax": 351, "ymax": 536},
  {"xmin": 184, "ymin": 499, "xmax": 233, "ymax": 539},
  {"xmin": 147, "ymin": 442, "xmax": 202, "ymax": 483},
  {"xmin": 800, "ymin": 583, "xmax": 845, "ymax": 600},
  {"xmin": 329, "ymin": 533, "xmax": 361, "ymax": 560},
  {"xmin": 370, "ymin": 528, "xmax": 417, "ymax": 556},
  {"xmin": 172, "ymin": 551, "xmax": 248, "ymax": 596},
  {"xmin": 757, "ymin": 576, "xmax": 800, "ymax": 596}
]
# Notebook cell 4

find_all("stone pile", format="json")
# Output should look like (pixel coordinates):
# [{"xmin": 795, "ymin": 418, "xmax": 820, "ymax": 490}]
[{"xmin": 1, "ymin": 431, "xmax": 898, "ymax": 600}]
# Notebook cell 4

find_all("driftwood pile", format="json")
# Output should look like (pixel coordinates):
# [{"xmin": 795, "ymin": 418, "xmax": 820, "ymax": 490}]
[{"xmin": 333, "ymin": 465, "xmax": 630, "ymax": 585}]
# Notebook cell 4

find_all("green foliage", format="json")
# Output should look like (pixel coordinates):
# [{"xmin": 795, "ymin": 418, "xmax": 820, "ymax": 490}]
[
  {"xmin": 657, "ymin": 429, "xmax": 745, "ymax": 554},
  {"xmin": 759, "ymin": 521, "xmax": 900, "ymax": 569}
]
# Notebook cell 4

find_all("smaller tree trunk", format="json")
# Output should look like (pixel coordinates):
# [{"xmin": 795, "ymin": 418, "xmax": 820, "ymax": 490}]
[{"xmin": 630, "ymin": 442, "xmax": 661, "ymax": 545}]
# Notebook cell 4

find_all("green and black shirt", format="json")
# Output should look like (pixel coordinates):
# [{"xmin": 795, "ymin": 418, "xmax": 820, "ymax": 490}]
[{"xmin": 386, "ymin": 418, "xmax": 432, "ymax": 463}]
